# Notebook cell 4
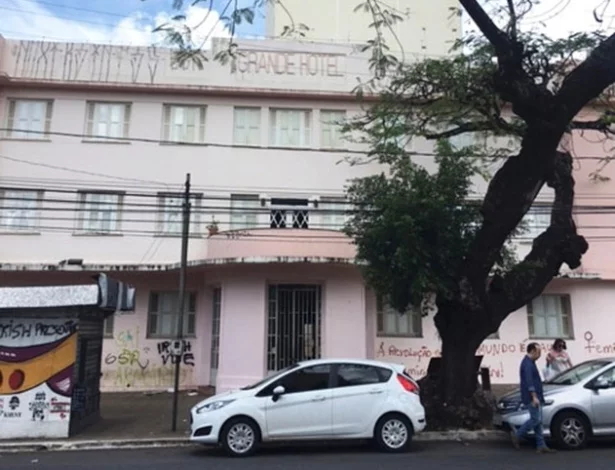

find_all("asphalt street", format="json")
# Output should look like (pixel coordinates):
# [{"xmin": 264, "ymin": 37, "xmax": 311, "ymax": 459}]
[{"xmin": 2, "ymin": 441, "xmax": 615, "ymax": 470}]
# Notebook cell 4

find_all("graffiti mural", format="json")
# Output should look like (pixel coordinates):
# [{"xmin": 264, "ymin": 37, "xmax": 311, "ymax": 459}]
[
  {"xmin": 0, "ymin": 318, "xmax": 77, "ymax": 438},
  {"xmin": 100, "ymin": 326, "xmax": 196, "ymax": 391},
  {"xmin": 375, "ymin": 330, "xmax": 610, "ymax": 384}
]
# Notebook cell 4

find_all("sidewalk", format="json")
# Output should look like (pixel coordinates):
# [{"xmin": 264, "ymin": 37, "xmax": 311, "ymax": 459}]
[{"xmin": 76, "ymin": 390, "xmax": 207, "ymax": 440}]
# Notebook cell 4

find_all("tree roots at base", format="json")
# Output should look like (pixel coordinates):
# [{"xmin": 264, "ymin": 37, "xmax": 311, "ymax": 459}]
[{"xmin": 418, "ymin": 375, "xmax": 497, "ymax": 431}]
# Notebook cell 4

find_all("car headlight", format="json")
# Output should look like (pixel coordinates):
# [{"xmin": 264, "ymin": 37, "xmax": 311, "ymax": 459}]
[{"xmin": 195, "ymin": 400, "xmax": 235, "ymax": 414}]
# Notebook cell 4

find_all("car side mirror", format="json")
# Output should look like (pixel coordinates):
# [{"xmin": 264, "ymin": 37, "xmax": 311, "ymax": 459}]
[
  {"xmin": 588, "ymin": 378, "xmax": 610, "ymax": 391},
  {"xmin": 272, "ymin": 385, "xmax": 285, "ymax": 402}
]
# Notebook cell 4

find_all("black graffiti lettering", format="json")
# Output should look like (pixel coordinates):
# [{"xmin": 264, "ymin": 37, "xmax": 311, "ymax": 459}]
[
  {"xmin": 0, "ymin": 320, "xmax": 76, "ymax": 340},
  {"xmin": 0, "ymin": 320, "xmax": 33, "ymax": 340},
  {"xmin": 34, "ymin": 321, "xmax": 77, "ymax": 337},
  {"xmin": 156, "ymin": 340, "xmax": 195, "ymax": 367}
]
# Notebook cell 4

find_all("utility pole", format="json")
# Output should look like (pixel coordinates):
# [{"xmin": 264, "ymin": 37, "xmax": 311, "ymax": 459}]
[{"xmin": 171, "ymin": 173, "xmax": 191, "ymax": 432}]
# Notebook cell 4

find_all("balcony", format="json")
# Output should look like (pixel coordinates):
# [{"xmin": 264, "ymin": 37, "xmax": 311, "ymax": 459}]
[{"xmin": 204, "ymin": 228, "xmax": 356, "ymax": 263}]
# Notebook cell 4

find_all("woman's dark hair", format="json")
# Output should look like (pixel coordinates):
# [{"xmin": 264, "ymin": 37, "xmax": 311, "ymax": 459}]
[{"xmin": 553, "ymin": 338, "xmax": 567, "ymax": 350}]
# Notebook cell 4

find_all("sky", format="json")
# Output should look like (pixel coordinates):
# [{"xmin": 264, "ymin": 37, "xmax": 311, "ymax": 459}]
[{"xmin": 0, "ymin": 0, "xmax": 613, "ymax": 47}]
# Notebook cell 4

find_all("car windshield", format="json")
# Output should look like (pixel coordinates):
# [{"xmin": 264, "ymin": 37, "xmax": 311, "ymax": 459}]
[
  {"xmin": 240, "ymin": 364, "xmax": 299, "ymax": 390},
  {"xmin": 546, "ymin": 359, "xmax": 611, "ymax": 385}
]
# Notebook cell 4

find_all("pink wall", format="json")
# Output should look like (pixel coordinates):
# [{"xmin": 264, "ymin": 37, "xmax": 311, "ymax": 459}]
[{"xmin": 374, "ymin": 279, "xmax": 615, "ymax": 384}]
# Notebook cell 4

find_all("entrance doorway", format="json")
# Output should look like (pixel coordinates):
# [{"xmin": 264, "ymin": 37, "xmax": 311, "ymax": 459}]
[{"xmin": 267, "ymin": 284, "xmax": 322, "ymax": 373}]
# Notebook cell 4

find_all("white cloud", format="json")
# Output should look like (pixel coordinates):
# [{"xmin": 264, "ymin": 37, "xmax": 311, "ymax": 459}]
[{"xmin": 1, "ymin": 0, "xmax": 231, "ymax": 47}]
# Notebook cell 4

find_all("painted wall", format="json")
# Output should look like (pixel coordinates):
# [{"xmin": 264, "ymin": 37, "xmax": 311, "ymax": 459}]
[
  {"xmin": 266, "ymin": 0, "xmax": 462, "ymax": 58},
  {"xmin": 0, "ymin": 37, "xmax": 372, "ymax": 94},
  {"xmin": 374, "ymin": 280, "xmax": 615, "ymax": 384},
  {"xmin": 0, "ymin": 317, "xmax": 76, "ymax": 439},
  {"xmin": 99, "ymin": 276, "xmax": 209, "ymax": 392}
]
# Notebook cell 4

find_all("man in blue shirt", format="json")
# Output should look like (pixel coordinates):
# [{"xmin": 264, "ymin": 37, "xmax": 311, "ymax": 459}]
[{"xmin": 511, "ymin": 342, "xmax": 556, "ymax": 454}]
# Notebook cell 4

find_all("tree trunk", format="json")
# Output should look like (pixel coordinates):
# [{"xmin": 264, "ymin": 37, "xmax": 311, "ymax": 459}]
[{"xmin": 418, "ymin": 300, "xmax": 496, "ymax": 430}]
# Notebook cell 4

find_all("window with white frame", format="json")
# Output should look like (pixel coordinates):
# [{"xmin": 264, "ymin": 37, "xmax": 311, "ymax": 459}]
[
  {"xmin": 77, "ymin": 192, "xmax": 122, "ymax": 233},
  {"xmin": 85, "ymin": 102, "xmax": 131, "ymax": 139},
  {"xmin": 269, "ymin": 198, "xmax": 310, "ymax": 229},
  {"xmin": 233, "ymin": 107, "xmax": 261, "ymax": 146},
  {"xmin": 318, "ymin": 197, "xmax": 348, "ymax": 230},
  {"xmin": 163, "ymin": 104, "xmax": 206, "ymax": 143},
  {"xmin": 269, "ymin": 109, "xmax": 311, "ymax": 147},
  {"xmin": 147, "ymin": 291, "xmax": 197, "ymax": 338},
  {"xmin": 522, "ymin": 204, "xmax": 551, "ymax": 239},
  {"xmin": 156, "ymin": 193, "xmax": 202, "ymax": 235},
  {"xmin": 0, "ymin": 189, "xmax": 41, "ymax": 231},
  {"xmin": 230, "ymin": 194, "xmax": 260, "ymax": 229},
  {"xmin": 376, "ymin": 298, "xmax": 422, "ymax": 337},
  {"xmin": 320, "ymin": 110, "xmax": 346, "ymax": 149},
  {"xmin": 527, "ymin": 294, "xmax": 573, "ymax": 339},
  {"xmin": 5, "ymin": 99, "xmax": 53, "ymax": 139}
]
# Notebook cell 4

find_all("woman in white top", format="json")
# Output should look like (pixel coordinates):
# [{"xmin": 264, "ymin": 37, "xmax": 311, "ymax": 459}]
[{"xmin": 545, "ymin": 338, "xmax": 573, "ymax": 380}]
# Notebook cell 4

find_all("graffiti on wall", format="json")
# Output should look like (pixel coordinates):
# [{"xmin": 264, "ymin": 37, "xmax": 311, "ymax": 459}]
[
  {"xmin": 157, "ymin": 340, "xmax": 195, "ymax": 366},
  {"xmin": 0, "ymin": 318, "xmax": 76, "ymax": 438},
  {"xmin": 376, "ymin": 332, "xmax": 606, "ymax": 382},
  {"xmin": 100, "ymin": 327, "xmax": 196, "ymax": 390}
]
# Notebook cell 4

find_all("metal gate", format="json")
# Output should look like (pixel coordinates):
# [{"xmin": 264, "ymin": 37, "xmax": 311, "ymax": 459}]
[
  {"xmin": 267, "ymin": 284, "xmax": 322, "ymax": 372},
  {"xmin": 209, "ymin": 287, "xmax": 221, "ymax": 386}
]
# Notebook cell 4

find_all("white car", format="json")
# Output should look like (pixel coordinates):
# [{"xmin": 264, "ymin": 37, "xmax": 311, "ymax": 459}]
[{"xmin": 190, "ymin": 358, "xmax": 426, "ymax": 457}]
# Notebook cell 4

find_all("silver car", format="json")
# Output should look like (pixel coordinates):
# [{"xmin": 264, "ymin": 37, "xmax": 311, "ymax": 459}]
[{"xmin": 493, "ymin": 358, "xmax": 615, "ymax": 450}]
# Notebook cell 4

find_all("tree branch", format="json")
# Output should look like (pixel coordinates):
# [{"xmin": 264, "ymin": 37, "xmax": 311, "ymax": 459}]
[
  {"xmin": 489, "ymin": 151, "xmax": 588, "ymax": 319},
  {"xmin": 556, "ymin": 33, "xmax": 615, "ymax": 125},
  {"xmin": 458, "ymin": 0, "xmax": 511, "ymax": 55}
]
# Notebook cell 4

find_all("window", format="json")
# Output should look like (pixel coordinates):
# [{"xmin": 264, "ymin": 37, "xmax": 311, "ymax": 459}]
[
  {"xmin": 103, "ymin": 315, "xmax": 115, "ymax": 337},
  {"xmin": 523, "ymin": 205, "xmax": 550, "ymax": 238},
  {"xmin": 527, "ymin": 294, "xmax": 573, "ymax": 339},
  {"xmin": 5, "ymin": 99, "xmax": 52, "ymax": 139},
  {"xmin": 230, "ymin": 194, "xmax": 259, "ymax": 229},
  {"xmin": 335, "ymin": 363, "xmax": 392, "ymax": 387},
  {"xmin": 147, "ymin": 291, "xmax": 197, "ymax": 338},
  {"xmin": 275, "ymin": 364, "xmax": 331, "ymax": 394},
  {"xmin": 269, "ymin": 109, "xmax": 311, "ymax": 147},
  {"xmin": 233, "ymin": 107, "xmax": 261, "ymax": 146},
  {"xmin": 318, "ymin": 197, "xmax": 348, "ymax": 230},
  {"xmin": 376, "ymin": 298, "xmax": 422, "ymax": 337},
  {"xmin": 0, "ymin": 189, "xmax": 41, "ymax": 231},
  {"xmin": 77, "ymin": 192, "xmax": 122, "ymax": 234},
  {"xmin": 270, "ymin": 198, "xmax": 309, "ymax": 229},
  {"xmin": 163, "ymin": 104, "xmax": 206, "ymax": 143},
  {"xmin": 548, "ymin": 360, "xmax": 610, "ymax": 385},
  {"xmin": 593, "ymin": 366, "xmax": 615, "ymax": 389},
  {"xmin": 156, "ymin": 193, "xmax": 202, "ymax": 235},
  {"xmin": 85, "ymin": 102, "xmax": 131, "ymax": 140},
  {"xmin": 320, "ymin": 110, "xmax": 346, "ymax": 149}
]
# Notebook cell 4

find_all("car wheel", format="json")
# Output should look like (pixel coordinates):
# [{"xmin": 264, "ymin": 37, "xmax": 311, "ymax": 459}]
[
  {"xmin": 220, "ymin": 417, "xmax": 261, "ymax": 457},
  {"xmin": 551, "ymin": 411, "xmax": 590, "ymax": 450},
  {"xmin": 374, "ymin": 413, "xmax": 413, "ymax": 453}
]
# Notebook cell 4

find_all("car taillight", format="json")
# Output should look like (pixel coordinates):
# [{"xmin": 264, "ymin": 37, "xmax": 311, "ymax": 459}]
[{"xmin": 396, "ymin": 374, "xmax": 419, "ymax": 394}]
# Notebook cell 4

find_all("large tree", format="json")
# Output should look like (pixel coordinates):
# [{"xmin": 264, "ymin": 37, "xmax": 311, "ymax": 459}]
[{"xmin": 161, "ymin": 0, "xmax": 615, "ymax": 427}]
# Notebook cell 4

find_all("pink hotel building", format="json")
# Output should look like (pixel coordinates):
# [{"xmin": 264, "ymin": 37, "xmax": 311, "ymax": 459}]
[{"xmin": 0, "ymin": 35, "xmax": 614, "ymax": 393}]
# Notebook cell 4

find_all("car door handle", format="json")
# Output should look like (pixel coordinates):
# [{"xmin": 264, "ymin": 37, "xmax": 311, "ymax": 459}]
[
  {"xmin": 311, "ymin": 396, "xmax": 326, "ymax": 402},
  {"xmin": 369, "ymin": 389, "xmax": 384, "ymax": 395}
]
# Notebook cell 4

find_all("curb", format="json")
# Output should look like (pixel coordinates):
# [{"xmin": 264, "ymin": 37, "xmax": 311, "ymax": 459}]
[{"xmin": 0, "ymin": 431, "xmax": 506, "ymax": 453}]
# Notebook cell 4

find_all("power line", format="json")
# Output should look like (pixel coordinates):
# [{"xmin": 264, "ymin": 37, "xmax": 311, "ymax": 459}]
[{"xmin": 0, "ymin": 130, "xmax": 610, "ymax": 161}]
